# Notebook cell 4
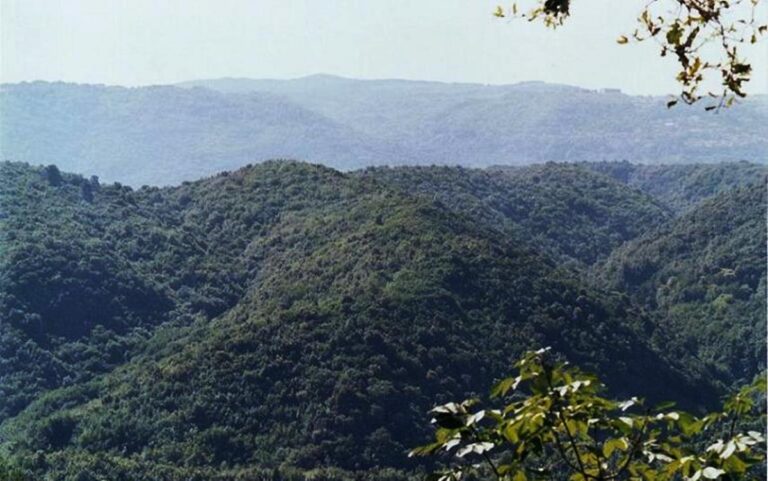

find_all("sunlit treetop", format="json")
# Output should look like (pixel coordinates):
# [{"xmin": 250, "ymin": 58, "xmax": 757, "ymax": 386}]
[{"xmin": 494, "ymin": 0, "xmax": 767, "ymax": 110}]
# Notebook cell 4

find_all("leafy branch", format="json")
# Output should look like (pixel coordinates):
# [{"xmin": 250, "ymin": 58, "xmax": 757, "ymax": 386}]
[
  {"xmin": 411, "ymin": 348, "xmax": 767, "ymax": 481},
  {"xmin": 494, "ymin": 0, "xmax": 767, "ymax": 109}
]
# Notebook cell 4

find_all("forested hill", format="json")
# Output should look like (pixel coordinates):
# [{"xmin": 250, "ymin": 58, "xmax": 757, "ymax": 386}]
[
  {"xmin": 582, "ymin": 161, "xmax": 768, "ymax": 213},
  {"xmin": 2, "ymin": 78, "xmax": 766, "ymax": 186},
  {"xmin": 0, "ymin": 160, "xmax": 763, "ymax": 480},
  {"xmin": 597, "ymin": 184, "xmax": 767, "ymax": 387},
  {"xmin": 356, "ymin": 163, "xmax": 672, "ymax": 265}
]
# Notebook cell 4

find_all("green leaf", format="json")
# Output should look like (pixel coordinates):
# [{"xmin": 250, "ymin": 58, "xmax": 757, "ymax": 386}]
[
  {"xmin": 720, "ymin": 440, "xmax": 736, "ymax": 459},
  {"xmin": 466, "ymin": 410, "xmax": 485, "ymax": 426},
  {"xmin": 666, "ymin": 24, "xmax": 683, "ymax": 45},
  {"xmin": 702, "ymin": 467, "xmax": 725, "ymax": 479},
  {"xmin": 492, "ymin": 376, "xmax": 521, "ymax": 397},
  {"xmin": 619, "ymin": 397, "xmax": 640, "ymax": 411},
  {"xmin": 456, "ymin": 441, "xmax": 495, "ymax": 458},
  {"xmin": 603, "ymin": 437, "xmax": 629, "ymax": 458},
  {"xmin": 409, "ymin": 442, "xmax": 444, "ymax": 457},
  {"xmin": 722, "ymin": 454, "xmax": 748, "ymax": 474},
  {"xmin": 504, "ymin": 423, "xmax": 520, "ymax": 443},
  {"xmin": 653, "ymin": 401, "xmax": 676, "ymax": 411},
  {"xmin": 674, "ymin": 412, "xmax": 702, "ymax": 436}
]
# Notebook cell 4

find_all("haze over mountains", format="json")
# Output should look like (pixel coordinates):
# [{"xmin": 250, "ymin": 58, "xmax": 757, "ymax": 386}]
[
  {"xmin": 1, "ymin": 73, "xmax": 766, "ymax": 480},
  {"xmin": 1, "ymin": 75, "xmax": 766, "ymax": 186}
]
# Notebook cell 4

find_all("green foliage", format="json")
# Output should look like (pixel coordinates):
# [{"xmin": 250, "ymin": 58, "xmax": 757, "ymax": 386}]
[
  {"xmin": 0, "ymin": 455, "xmax": 25, "ymax": 481},
  {"xmin": 597, "ymin": 185, "xmax": 767, "ymax": 387},
  {"xmin": 2, "ymin": 190, "xmax": 700, "ymax": 478},
  {"xmin": 583, "ymin": 161, "xmax": 768, "ymax": 214},
  {"xmin": 413, "ymin": 349, "xmax": 767, "ymax": 481},
  {"xmin": 361, "ymin": 163, "xmax": 672, "ymax": 265},
  {"xmin": 0, "ymin": 160, "xmax": 372, "ymax": 420},
  {"xmin": 0, "ymin": 160, "xmax": 763, "ymax": 480}
]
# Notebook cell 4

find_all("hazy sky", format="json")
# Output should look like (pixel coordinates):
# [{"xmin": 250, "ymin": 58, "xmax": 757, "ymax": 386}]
[{"xmin": 1, "ymin": 0, "xmax": 766, "ymax": 94}]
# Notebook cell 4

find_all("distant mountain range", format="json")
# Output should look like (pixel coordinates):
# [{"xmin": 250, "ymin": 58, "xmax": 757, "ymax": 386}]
[{"xmin": 2, "ymin": 76, "xmax": 766, "ymax": 185}]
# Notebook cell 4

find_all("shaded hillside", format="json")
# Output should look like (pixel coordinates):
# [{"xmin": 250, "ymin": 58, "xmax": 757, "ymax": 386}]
[
  {"xmin": 359, "ymin": 163, "xmax": 671, "ymax": 265},
  {"xmin": 0, "ymin": 161, "xmax": 373, "ymax": 421},
  {"xmin": 0, "ymin": 162, "xmax": 176, "ymax": 421},
  {"xmin": 0, "ymin": 161, "xmax": 728, "ymax": 481},
  {"xmin": 584, "ymin": 161, "xmax": 768, "ymax": 213},
  {"xmin": 2, "ymin": 78, "xmax": 766, "ymax": 187},
  {"xmin": 597, "ymin": 185, "xmax": 767, "ymax": 386},
  {"xmin": 1, "ymin": 165, "xmax": 709, "ymax": 481}
]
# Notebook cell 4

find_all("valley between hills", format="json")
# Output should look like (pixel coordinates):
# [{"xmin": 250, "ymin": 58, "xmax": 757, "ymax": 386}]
[{"xmin": 0, "ymin": 159, "xmax": 765, "ymax": 480}]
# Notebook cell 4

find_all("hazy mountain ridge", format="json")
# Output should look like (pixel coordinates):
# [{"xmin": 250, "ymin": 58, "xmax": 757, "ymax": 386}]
[
  {"xmin": 2, "ymin": 77, "xmax": 766, "ymax": 187},
  {"xmin": 0, "ymin": 82, "xmax": 412, "ymax": 186},
  {"xmin": 180, "ymin": 75, "xmax": 767, "ymax": 164},
  {"xmin": 0, "ymin": 160, "xmax": 763, "ymax": 480}
]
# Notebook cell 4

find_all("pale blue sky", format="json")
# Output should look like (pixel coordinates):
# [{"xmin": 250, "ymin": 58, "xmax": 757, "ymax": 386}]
[{"xmin": 1, "ymin": 0, "xmax": 766, "ymax": 94}]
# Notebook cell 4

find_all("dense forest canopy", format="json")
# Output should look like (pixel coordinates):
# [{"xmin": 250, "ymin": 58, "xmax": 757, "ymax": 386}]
[{"xmin": 0, "ymin": 160, "xmax": 764, "ymax": 480}]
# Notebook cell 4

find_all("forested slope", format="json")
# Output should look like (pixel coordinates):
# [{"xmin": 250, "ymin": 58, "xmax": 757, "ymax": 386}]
[
  {"xmin": 0, "ymin": 161, "xmax": 376, "ymax": 421},
  {"xmin": 584, "ymin": 161, "xmax": 768, "ymax": 213},
  {"xmin": 0, "ymin": 160, "xmax": 762, "ymax": 481},
  {"xmin": 359, "ymin": 163, "xmax": 671, "ymax": 265},
  {"xmin": 597, "ymin": 185, "xmax": 767, "ymax": 386}
]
